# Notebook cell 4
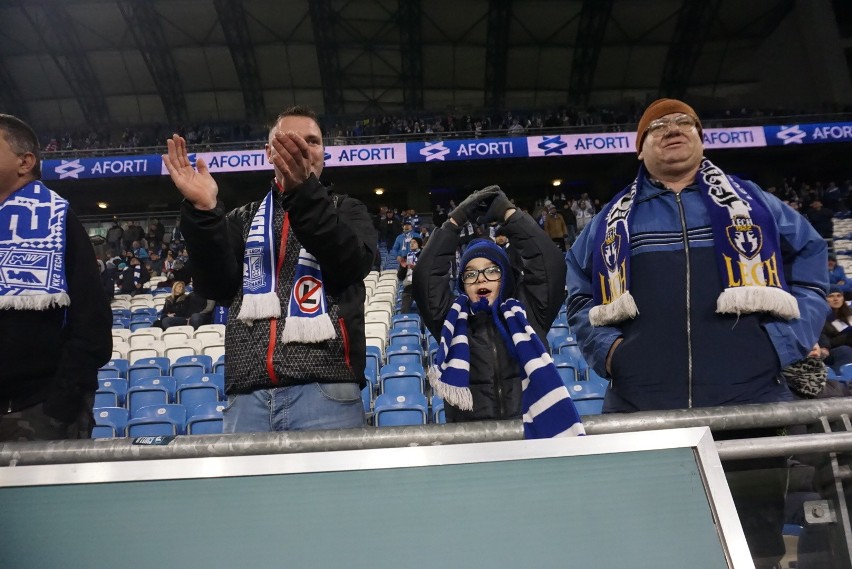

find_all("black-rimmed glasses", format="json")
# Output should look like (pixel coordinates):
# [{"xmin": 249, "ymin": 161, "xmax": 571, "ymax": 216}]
[{"xmin": 461, "ymin": 265, "xmax": 502, "ymax": 284}]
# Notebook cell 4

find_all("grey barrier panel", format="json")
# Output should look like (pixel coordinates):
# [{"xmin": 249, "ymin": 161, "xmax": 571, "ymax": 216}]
[{"xmin": 0, "ymin": 428, "xmax": 750, "ymax": 569}]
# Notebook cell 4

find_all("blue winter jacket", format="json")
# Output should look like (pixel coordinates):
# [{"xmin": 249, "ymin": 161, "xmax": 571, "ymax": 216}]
[
  {"xmin": 566, "ymin": 176, "xmax": 828, "ymax": 412},
  {"xmin": 389, "ymin": 231, "xmax": 414, "ymax": 261}
]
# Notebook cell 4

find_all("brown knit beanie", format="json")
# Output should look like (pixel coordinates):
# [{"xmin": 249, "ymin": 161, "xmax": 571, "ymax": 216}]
[{"xmin": 635, "ymin": 98, "xmax": 702, "ymax": 154}]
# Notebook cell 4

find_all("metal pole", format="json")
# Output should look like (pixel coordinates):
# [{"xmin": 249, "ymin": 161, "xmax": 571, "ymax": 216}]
[{"xmin": 2, "ymin": 398, "xmax": 852, "ymax": 466}]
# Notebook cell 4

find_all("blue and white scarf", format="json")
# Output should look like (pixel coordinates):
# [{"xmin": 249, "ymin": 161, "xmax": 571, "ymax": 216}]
[
  {"xmin": 281, "ymin": 247, "xmax": 335, "ymax": 343},
  {"xmin": 428, "ymin": 295, "xmax": 585, "ymax": 439},
  {"xmin": 590, "ymin": 157, "xmax": 799, "ymax": 326},
  {"xmin": 238, "ymin": 189, "xmax": 335, "ymax": 344},
  {"xmin": 238, "ymin": 190, "xmax": 280, "ymax": 321},
  {"xmin": 0, "ymin": 181, "xmax": 70, "ymax": 310}
]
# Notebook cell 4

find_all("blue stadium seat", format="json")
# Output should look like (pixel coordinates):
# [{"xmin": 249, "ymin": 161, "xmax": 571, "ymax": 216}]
[
  {"xmin": 551, "ymin": 312, "xmax": 569, "ymax": 329},
  {"xmin": 840, "ymin": 363, "xmax": 852, "ymax": 382},
  {"xmin": 171, "ymin": 354, "xmax": 213, "ymax": 380},
  {"xmin": 92, "ymin": 406, "xmax": 129, "ymax": 437},
  {"xmin": 98, "ymin": 378, "xmax": 128, "ymax": 406},
  {"xmin": 129, "ymin": 318, "xmax": 155, "ymax": 332},
  {"xmin": 361, "ymin": 386, "xmax": 372, "ymax": 415},
  {"xmin": 573, "ymin": 398, "xmax": 604, "ymax": 416},
  {"xmin": 126, "ymin": 404, "xmax": 187, "ymax": 436},
  {"xmin": 566, "ymin": 380, "xmax": 606, "ymax": 401},
  {"xmin": 586, "ymin": 369, "xmax": 609, "ymax": 390},
  {"xmin": 128, "ymin": 357, "xmax": 171, "ymax": 383},
  {"xmin": 379, "ymin": 363, "xmax": 425, "ymax": 395},
  {"xmin": 112, "ymin": 318, "xmax": 130, "ymax": 329},
  {"xmin": 99, "ymin": 358, "xmax": 130, "ymax": 379},
  {"xmin": 132, "ymin": 307, "xmax": 158, "ymax": 317},
  {"xmin": 557, "ymin": 344, "xmax": 588, "ymax": 378},
  {"xmin": 112, "ymin": 308, "xmax": 131, "ymax": 319},
  {"xmin": 91, "ymin": 425, "xmax": 118, "ymax": 438},
  {"xmin": 185, "ymin": 401, "xmax": 225, "ymax": 435},
  {"xmin": 391, "ymin": 317, "xmax": 421, "ymax": 333},
  {"xmin": 128, "ymin": 377, "xmax": 176, "ymax": 415},
  {"xmin": 176, "ymin": 374, "xmax": 223, "ymax": 409},
  {"xmin": 388, "ymin": 332, "xmax": 421, "ymax": 351},
  {"xmin": 186, "ymin": 416, "xmax": 223, "ymax": 435},
  {"xmin": 374, "ymin": 393, "xmax": 428, "ymax": 427},
  {"xmin": 386, "ymin": 346, "xmax": 423, "ymax": 368},
  {"xmin": 94, "ymin": 390, "xmax": 118, "ymax": 409},
  {"xmin": 547, "ymin": 327, "xmax": 572, "ymax": 349},
  {"xmin": 213, "ymin": 354, "xmax": 226, "ymax": 375},
  {"xmin": 431, "ymin": 396, "xmax": 445, "ymax": 424},
  {"xmin": 364, "ymin": 353, "xmax": 380, "ymax": 394},
  {"xmin": 553, "ymin": 353, "xmax": 580, "ymax": 383}
]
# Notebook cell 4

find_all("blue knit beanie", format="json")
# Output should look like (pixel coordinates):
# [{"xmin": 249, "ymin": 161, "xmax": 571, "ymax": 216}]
[{"xmin": 459, "ymin": 239, "xmax": 515, "ymax": 304}]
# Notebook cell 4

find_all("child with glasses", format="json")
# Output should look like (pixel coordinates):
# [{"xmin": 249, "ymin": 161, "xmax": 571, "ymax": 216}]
[{"xmin": 413, "ymin": 187, "xmax": 584, "ymax": 438}]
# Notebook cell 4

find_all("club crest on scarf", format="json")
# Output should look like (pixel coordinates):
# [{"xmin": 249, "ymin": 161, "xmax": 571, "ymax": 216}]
[
  {"xmin": 589, "ymin": 158, "xmax": 798, "ymax": 327},
  {"xmin": 0, "ymin": 181, "xmax": 70, "ymax": 310},
  {"xmin": 725, "ymin": 216, "xmax": 763, "ymax": 260},
  {"xmin": 238, "ymin": 191, "xmax": 280, "ymax": 321}
]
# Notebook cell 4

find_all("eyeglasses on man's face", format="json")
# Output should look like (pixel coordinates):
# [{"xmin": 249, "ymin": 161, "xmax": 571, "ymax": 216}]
[
  {"xmin": 462, "ymin": 265, "xmax": 502, "ymax": 284},
  {"xmin": 646, "ymin": 114, "xmax": 697, "ymax": 137}
]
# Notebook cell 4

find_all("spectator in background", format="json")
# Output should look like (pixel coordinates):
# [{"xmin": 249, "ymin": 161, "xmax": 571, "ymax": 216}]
[
  {"xmin": 566, "ymin": 98, "xmax": 827, "ymax": 569},
  {"xmin": 0, "ymin": 114, "xmax": 111, "ymax": 441},
  {"xmin": 398, "ymin": 236, "xmax": 422, "ymax": 313},
  {"xmin": 119, "ymin": 256, "xmax": 149, "ymax": 295},
  {"xmin": 805, "ymin": 199, "xmax": 834, "ymax": 239},
  {"xmin": 148, "ymin": 250, "xmax": 164, "ymax": 276},
  {"xmin": 494, "ymin": 226, "xmax": 523, "ymax": 269},
  {"xmin": 572, "ymin": 198, "xmax": 595, "ymax": 232},
  {"xmin": 123, "ymin": 220, "xmax": 144, "ymax": 251},
  {"xmin": 819, "ymin": 286, "xmax": 852, "ymax": 374},
  {"xmin": 106, "ymin": 219, "xmax": 123, "ymax": 253},
  {"xmin": 149, "ymin": 217, "xmax": 165, "ymax": 245},
  {"xmin": 390, "ymin": 219, "xmax": 415, "ymax": 266},
  {"xmin": 132, "ymin": 240, "xmax": 149, "ymax": 260},
  {"xmin": 156, "ymin": 281, "xmax": 207, "ymax": 329},
  {"xmin": 828, "ymin": 254, "xmax": 851, "ymax": 298},
  {"xmin": 542, "ymin": 204, "xmax": 568, "ymax": 251},
  {"xmin": 380, "ymin": 209, "xmax": 400, "ymax": 246}
]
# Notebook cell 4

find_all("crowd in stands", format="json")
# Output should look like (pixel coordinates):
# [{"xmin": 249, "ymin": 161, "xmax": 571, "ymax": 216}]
[{"xmin": 40, "ymin": 103, "xmax": 835, "ymax": 156}]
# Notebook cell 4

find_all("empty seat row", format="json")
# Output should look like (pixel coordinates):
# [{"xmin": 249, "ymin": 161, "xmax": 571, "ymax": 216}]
[{"xmin": 93, "ymin": 401, "xmax": 224, "ymax": 438}]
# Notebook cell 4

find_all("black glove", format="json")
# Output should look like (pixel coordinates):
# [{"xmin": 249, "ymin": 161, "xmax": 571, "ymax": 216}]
[
  {"xmin": 479, "ymin": 189, "xmax": 513, "ymax": 224},
  {"xmin": 449, "ymin": 186, "xmax": 501, "ymax": 226}
]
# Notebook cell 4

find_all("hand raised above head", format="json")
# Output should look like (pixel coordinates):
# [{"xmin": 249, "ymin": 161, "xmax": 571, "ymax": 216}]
[
  {"xmin": 449, "ymin": 185, "xmax": 501, "ymax": 226},
  {"xmin": 162, "ymin": 134, "xmax": 218, "ymax": 211}
]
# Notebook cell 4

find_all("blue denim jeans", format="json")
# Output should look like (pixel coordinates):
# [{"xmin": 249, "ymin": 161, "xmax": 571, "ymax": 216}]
[{"xmin": 223, "ymin": 382, "xmax": 365, "ymax": 433}]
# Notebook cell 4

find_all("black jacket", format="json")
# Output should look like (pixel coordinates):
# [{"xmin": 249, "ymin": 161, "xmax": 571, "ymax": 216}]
[
  {"xmin": 0, "ymin": 209, "xmax": 113, "ymax": 421},
  {"xmin": 413, "ymin": 211, "xmax": 567, "ymax": 421},
  {"xmin": 180, "ymin": 175, "xmax": 376, "ymax": 393}
]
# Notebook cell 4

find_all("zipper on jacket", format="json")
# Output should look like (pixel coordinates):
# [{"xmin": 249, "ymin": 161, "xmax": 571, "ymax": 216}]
[
  {"xmin": 487, "ymin": 323, "xmax": 506, "ymax": 418},
  {"xmin": 675, "ymin": 192, "xmax": 694, "ymax": 408},
  {"xmin": 265, "ymin": 212, "xmax": 290, "ymax": 385}
]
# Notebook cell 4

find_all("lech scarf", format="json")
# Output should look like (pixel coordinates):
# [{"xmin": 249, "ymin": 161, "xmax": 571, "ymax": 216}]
[
  {"xmin": 238, "ymin": 189, "xmax": 335, "ymax": 343},
  {"xmin": 428, "ymin": 295, "xmax": 585, "ymax": 439},
  {"xmin": 0, "ymin": 181, "xmax": 70, "ymax": 310},
  {"xmin": 590, "ymin": 158, "xmax": 799, "ymax": 327}
]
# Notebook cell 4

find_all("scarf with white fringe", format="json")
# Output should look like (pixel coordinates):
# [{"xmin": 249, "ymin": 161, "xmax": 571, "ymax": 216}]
[
  {"xmin": 238, "ymin": 189, "xmax": 335, "ymax": 344},
  {"xmin": 428, "ymin": 295, "xmax": 585, "ymax": 439},
  {"xmin": 0, "ymin": 181, "xmax": 70, "ymax": 310},
  {"xmin": 590, "ymin": 157, "xmax": 798, "ymax": 327}
]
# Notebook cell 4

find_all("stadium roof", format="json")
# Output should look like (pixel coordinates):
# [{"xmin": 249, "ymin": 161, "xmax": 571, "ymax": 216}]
[{"xmin": 2, "ymin": 0, "xmax": 836, "ymax": 132}]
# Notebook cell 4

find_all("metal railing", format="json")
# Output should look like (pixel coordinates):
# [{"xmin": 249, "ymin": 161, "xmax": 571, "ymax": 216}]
[{"xmin": 3, "ymin": 398, "xmax": 852, "ymax": 467}]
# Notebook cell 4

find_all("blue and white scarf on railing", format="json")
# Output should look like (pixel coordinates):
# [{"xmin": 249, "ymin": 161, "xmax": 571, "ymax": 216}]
[
  {"xmin": 428, "ymin": 295, "xmax": 585, "ymax": 439},
  {"xmin": 238, "ymin": 189, "xmax": 335, "ymax": 343},
  {"xmin": 590, "ymin": 157, "xmax": 799, "ymax": 326},
  {"xmin": 0, "ymin": 181, "xmax": 70, "ymax": 310}
]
